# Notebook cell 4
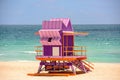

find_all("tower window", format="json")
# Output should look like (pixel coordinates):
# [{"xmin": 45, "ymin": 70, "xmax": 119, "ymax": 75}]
[{"xmin": 48, "ymin": 37, "xmax": 52, "ymax": 42}]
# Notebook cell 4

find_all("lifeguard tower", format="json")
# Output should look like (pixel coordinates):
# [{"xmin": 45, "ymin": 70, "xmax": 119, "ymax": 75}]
[{"xmin": 28, "ymin": 18, "xmax": 94, "ymax": 76}]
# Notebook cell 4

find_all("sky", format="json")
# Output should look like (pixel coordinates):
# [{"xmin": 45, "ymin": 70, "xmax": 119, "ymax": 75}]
[{"xmin": 0, "ymin": 0, "xmax": 120, "ymax": 24}]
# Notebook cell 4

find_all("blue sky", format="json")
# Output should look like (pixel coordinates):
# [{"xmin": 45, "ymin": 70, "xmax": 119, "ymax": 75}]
[{"xmin": 0, "ymin": 0, "xmax": 120, "ymax": 24}]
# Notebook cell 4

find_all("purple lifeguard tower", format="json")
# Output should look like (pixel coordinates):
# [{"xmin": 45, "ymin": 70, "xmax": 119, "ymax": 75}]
[{"xmin": 31, "ymin": 18, "xmax": 93, "ymax": 76}]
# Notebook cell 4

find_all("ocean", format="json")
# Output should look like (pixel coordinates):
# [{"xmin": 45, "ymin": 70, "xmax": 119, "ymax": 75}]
[{"xmin": 0, "ymin": 25, "xmax": 120, "ymax": 63}]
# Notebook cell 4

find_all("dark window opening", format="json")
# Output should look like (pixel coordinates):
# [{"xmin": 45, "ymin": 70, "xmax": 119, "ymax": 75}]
[{"xmin": 48, "ymin": 37, "xmax": 52, "ymax": 42}]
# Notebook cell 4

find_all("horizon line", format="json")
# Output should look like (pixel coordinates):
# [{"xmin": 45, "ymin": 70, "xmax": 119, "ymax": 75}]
[{"xmin": 0, "ymin": 23, "xmax": 120, "ymax": 25}]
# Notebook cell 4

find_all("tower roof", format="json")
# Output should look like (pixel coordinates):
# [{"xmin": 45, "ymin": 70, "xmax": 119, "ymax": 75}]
[
  {"xmin": 50, "ymin": 18, "xmax": 71, "ymax": 27},
  {"xmin": 42, "ymin": 18, "xmax": 73, "ymax": 31}
]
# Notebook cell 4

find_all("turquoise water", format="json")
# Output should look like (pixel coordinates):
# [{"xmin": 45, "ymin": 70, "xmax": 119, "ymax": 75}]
[{"xmin": 0, "ymin": 25, "xmax": 120, "ymax": 63}]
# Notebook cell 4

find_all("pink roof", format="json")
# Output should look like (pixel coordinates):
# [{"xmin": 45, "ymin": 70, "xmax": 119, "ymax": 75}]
[
  {"xmin": 42, "ymin": 21, "xmax": 63, "ymax": 29},
  {"xmin": 39, "ymin": 29, "xmax": 61, "ymax": 45},
  {"xmin": 40, "ymin": 40, "xmax": 61, "ymax": 45},
  {"xmin": 42, "ymin": 18, "xmax": 73, "ymax": 31},
  {"xmin": 38, "ymin": 29, "xmax": 61, "ymax": 39},
  {"xmin": 50, "ymin": 18, "xmax": 70, "ymax": 27}
]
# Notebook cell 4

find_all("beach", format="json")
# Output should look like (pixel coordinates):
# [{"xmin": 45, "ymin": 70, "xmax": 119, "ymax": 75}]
[{"xmin": 0, "ymin": 62, "xmax": 120, "ymax": 80}]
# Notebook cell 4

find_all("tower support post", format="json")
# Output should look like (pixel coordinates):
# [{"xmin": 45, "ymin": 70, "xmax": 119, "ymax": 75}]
[{"xmin": 37, "ymin": 61, "xmax": 43, "ymax": 73}]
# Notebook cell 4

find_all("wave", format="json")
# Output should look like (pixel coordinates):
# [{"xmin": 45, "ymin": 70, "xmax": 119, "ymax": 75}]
[
  {"xmin": 104, "ymin": 43, "xmax": 110, "ymax": 45},
  {"xmin": 21, "ymin": 51, "xmax": 36, "ymax": 54},
  {"xmin": 0, "ymin": 54, "xmax": 4, "ymax": 56}
]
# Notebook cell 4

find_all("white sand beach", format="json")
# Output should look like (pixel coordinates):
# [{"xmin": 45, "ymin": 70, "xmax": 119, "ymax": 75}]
[{"xmin": 0, "ymin": 62, "xmax": 120, "ymax": 80}]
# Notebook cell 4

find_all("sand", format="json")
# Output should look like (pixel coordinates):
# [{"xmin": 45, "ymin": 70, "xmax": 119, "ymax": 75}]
[{"xmin": 0, "ymin": 61, "xmax": 120, "ymax": 80}]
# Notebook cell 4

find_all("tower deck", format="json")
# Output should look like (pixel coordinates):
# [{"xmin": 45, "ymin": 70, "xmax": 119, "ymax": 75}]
[{"xmin": 36, "ymin": 55, "xmax": 87, "ymax": 61}]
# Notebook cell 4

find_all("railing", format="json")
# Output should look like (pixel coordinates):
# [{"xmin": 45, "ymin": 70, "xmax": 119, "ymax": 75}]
[
  {"xmin": 35, "ymin": 46, "xmax": 87, "ymax": 56},
  {"xmin": 34, "ymin": 46, "xmax": 43, "ymax": 56},
  {"xmin": 63, "ymin": 46, "xmax": 86, "ymax": 56}
]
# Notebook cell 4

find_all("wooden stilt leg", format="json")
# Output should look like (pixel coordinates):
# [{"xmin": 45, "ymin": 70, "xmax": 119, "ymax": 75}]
[
  {"xmin": 80, "ymin": 61, "xmax": 87, "ymax": 73},
  {"xmin": 71, "ymin": 65, "xmax": 76, "ymax": 75},
  {"xmin": 37, "ymin": 65, "xmax": 42, "ymax": 73}
]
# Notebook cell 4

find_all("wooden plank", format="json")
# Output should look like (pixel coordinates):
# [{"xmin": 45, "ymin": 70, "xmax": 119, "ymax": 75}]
[
  {"xmin": 36, "ymin": 56, "xmax": 87, "ymax": 61},
  {"xmin": 63, "ymin": 46, "xmax": 86, "ymax": 48},
  {"xmin": 27, "ymin": 73, "xmax": 74, "ymax": 76},
  {"xmin": 36, "ymin": 57, "xmax": 76, "ymax": 61},
  {"xmin": 74, "ymin": 32, "xmax": 89, "ymax": 36},
  {"xmin": 34, "ymin": 32, "xmax": 39, "ymax": 35},
  {"xmin": 64, "ymin": 50, "xmax": 86, "ymax": 52},
  {"xmin": 35, "ymin": 50, "xmax": 43, "ymax": 52}
]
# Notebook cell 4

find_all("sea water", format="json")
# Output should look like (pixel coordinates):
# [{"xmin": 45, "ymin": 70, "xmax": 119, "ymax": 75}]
[{"xmin": 0, "ymin": 25, "xmax": 120, "ymax": 63}]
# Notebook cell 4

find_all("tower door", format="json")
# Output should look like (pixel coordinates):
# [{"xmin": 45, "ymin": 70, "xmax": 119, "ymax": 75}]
[{"xmin": 52, "ymin": 47, "xmax": 59, "ymax": 56}]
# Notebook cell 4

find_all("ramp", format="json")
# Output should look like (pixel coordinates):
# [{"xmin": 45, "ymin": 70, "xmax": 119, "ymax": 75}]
[
  {"xmin": 82, "ymin": 60, "xmax": 94, "ymax": 71},
  {"xmin": 71, "ymin": 60, "xmax": 94, "ymax": 73}
]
